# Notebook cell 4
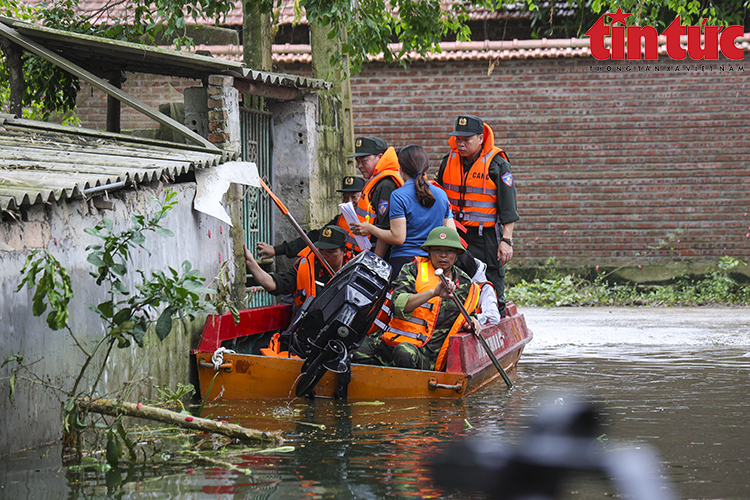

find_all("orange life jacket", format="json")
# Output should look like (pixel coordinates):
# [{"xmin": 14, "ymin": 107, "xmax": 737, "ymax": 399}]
[
  {"xmin": 260, "ymin": 332, "xmax": 301, "ymax": 358},
  {"xmin": 442, "ymin": 123, "xmax": 509, "ymax": 227},
  {"xmin": 382, "ymin": 257, "xmax": 480, "ymax": 370},
  {"xmin": 367, "ymin": 289, "xmax": 393, "ymax": 336},
  {"xmin": 292, "ymin": 246, "xmax": 350, "ymax": 307},
  {"xmin": 355, "ymin": 147, "xmax": 404, "ymax": 224}
]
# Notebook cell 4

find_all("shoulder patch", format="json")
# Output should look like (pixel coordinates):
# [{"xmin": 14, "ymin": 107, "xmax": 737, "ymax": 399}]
[
  {"xmin": 377, "ymin": 200, "xmax": 389, "ymax": 216},
  {"xmin": 501, "ymin": 172, "xmax": 513, "ymax": 187}
]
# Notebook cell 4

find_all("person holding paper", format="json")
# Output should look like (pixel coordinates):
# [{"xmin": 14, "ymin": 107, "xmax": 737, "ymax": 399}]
[
  {"xmin": 347, "ymin": 137, "xmax": 403, "ymax": 259},
  {"xmin": 256, "ymin": 176, "xmax": 366, "ymax": 259},
  {"xmin": 351, "ymin": 145, "xmax": 454, "ymax": 278}
]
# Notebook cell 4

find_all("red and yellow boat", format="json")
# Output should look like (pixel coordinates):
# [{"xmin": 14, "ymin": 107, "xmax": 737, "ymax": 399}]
[{"xmin": 192, "ymin": 301, "xmax": 533, "ymax": 400}]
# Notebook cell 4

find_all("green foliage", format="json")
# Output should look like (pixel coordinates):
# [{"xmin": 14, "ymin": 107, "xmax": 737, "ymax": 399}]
[
  {"xmin": 0, "ymin": 0, "xmax": 86, "ymax": 119},
  {"xmin": 16, "ymin": 250, "xmax": 74, "ymax": 330},
  {"xmin": 509, "ymin": 256, "xmax": 750, "ymax": 307},
  {"xmin": 16, "ymin": 190, "xmax": 218, "ymax": 455},
  {"xmin": 147, "ymin": 383, "xmax": 196, "ymax": 412},
  {"xmin": 2, "ymin": 355, "xmax": 23, "ymax": 403},
  {"xmin": 81, "ymin": 190, "xmax": 215, "ymax": 348}
]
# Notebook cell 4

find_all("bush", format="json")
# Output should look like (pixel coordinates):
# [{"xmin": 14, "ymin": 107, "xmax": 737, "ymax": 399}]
[{"xmin": 508, "ymin": 257, "xmax": 750, "ymax": 307}]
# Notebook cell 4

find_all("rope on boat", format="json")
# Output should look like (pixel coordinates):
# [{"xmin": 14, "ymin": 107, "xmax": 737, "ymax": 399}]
[{"xmin": 212, "ymin": 347, "xmax": 236, "ymax": 370}]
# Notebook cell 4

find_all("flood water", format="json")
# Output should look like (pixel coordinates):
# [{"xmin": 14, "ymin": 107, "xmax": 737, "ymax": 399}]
[{"xmin": 2, "ymin": 306, "xmax": 749, "ymax": 500}]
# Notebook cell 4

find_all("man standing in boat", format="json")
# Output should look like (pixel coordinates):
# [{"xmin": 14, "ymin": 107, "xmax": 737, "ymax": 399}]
[
  {"xmin": 244, "ymin": 225, "xmax": 351, "ymax": 309},
  {"xmin": 436, "ymin": 115, "xmax": 519, "ymax": 318},
  {"xmin": 255, "ymin": 176, "xmax": 367, "ymax": 258},
  {"xmin": 352, "ymin": 226, "xmax": 481, "ymax": 371},
  {"xmin": 348, "ymin": 136, "xmax": 403, "ymax": 259}
]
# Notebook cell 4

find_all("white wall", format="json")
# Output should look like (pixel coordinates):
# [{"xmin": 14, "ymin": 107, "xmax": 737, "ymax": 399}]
[{"xmin": 0, "ymin": 181, "xmax": 233, "ymax": 454}]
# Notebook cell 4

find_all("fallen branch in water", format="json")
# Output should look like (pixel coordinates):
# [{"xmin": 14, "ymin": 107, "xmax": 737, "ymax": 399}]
[{"xmin": 76, "ymin": 398, "xmax": 283, "ymax": 444}]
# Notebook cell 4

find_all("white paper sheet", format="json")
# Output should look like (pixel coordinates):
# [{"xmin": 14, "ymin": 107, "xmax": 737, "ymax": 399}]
[
  {"xmin": 339, "ymin": 202, "xmax": 372, "ymax": 251},
  {"xmin": 193, "ymin": 161, "xmax": 261, "ymax": 226}
]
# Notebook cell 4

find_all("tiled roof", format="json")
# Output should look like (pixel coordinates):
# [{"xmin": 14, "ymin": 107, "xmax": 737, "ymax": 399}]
[
  {"xmin": 192, "ymin": 34, "xmax": 749, "ymax": 63},
  {"xmin": 0, "ymin": 115, "xmax": 237, "ymax": 211}
]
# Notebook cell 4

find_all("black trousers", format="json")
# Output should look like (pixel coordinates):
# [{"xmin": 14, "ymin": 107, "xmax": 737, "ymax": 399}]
[{"xmin": 462, "ymin": 224, "xmax": 506, "ymax": 317}]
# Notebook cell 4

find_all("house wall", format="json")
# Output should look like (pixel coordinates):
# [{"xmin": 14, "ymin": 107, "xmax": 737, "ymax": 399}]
[
  {"xmin": 75, "ymin": 75, "xmax": 341, "ymax": 264},
  {"xmin": 0, "ymin": 183, "xmax": 231, "ymax": 454},
  {"xmin": 283, "ymin": 56, "xmax": 750, "ymax": 270},
  {"xmin": 76, "ymin": 73, "xmax": 199, "ymax": 132}
]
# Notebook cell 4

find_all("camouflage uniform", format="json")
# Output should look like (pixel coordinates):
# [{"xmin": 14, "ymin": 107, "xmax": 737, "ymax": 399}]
[{"xmin": 353, "ymin": 260, "xmax": 475, "ymax": 370}]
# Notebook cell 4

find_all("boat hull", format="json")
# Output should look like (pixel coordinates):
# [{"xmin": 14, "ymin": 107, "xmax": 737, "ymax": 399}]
[{"xmin": 192, "ymin": 302, "xmax": 532, "ymax": 400}]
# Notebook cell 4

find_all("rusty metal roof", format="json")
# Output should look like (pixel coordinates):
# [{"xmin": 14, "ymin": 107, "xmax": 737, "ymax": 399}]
[
  {"xmin": 0, "ymin": 115, "xmax": 238, "ymax": 212},
  {"xmin": 0, "ymin": 16, "xmax": 330, "ymax": 91}
]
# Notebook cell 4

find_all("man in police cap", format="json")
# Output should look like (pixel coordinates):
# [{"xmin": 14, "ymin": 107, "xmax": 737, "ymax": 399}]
[
  {"xmin": 435, "ymin": 115, "xmax": 519, "ymax": 318},
  {"xmin": 347, "ymin": 136, "xmax": 403, "ymax": 258},
  {"xmin": 245, "ymin": 225, "xmax": 351, "ymax": 310},
  {"xmin": 256, "ymin": 176, "xmax": 366, "ymax": 259}
]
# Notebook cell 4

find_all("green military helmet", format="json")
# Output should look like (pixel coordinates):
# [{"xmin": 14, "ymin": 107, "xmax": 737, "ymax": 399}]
[{"xmin": 421, "ymin": 226, "xmax": 466, "ymax": 254}]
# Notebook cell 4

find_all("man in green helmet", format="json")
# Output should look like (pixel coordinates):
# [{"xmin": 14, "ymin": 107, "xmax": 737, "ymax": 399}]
[{"xmin": 353, "ymin": 226, "xmax": 481, "ymax": 371}]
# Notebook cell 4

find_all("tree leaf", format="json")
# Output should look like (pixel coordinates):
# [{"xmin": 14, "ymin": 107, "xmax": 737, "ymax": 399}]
[
  {"xmin": 9, "ymin": 372, "xmax": 15, "ymax": 404},
  {"xmin": 97, "ymin": 301, "xmax": 114, "ymax": 318},
  {"xmin": 155, "ymin": 307, "xmax": 175, "ymax": 341},
  {"xmin": 112, "ymin": 307, "xmax": 132, "ymax": 326}
]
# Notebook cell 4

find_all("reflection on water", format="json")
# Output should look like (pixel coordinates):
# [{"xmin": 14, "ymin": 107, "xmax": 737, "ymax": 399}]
[{"xmin": 1, "ymin": 307, "xmax": 748, "ymax": 499}]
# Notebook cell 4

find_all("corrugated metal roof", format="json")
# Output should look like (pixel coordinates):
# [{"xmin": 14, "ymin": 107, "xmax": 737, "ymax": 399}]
[
  {"xmin": 0, "ymin": 115, "xmax": 238, "ymax": 212},
  {"xmin": 0, "ymin": 16, "xmax": 330, "ymax": 91}
]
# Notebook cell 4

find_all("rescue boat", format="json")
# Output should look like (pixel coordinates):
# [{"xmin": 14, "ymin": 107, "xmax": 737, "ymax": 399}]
[{"xmin": 191, "ymin": 301, "xmax": 533, "ymax": 400}]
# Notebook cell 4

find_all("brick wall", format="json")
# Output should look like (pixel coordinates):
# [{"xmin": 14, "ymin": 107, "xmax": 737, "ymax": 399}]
[
  {"xmin": 317, "ymin": 56, "xmax": 749, "ymax": 268},
  {"xmin": 76, "ymin": 73, "xmax": 199, "ymax": 131},
  {"xmin": 77, "ymin": 57, "xmax": 750, "ymax": 268}
]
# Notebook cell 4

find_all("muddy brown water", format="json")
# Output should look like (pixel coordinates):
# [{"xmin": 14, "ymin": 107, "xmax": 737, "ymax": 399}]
[{"xmin": 1, "ymin": 306, "xmax": 748, "ymax": 499}]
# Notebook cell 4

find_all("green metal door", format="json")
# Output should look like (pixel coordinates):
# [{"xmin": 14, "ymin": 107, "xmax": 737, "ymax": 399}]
[{"xmin": 240, "ymin": 107, "xmax": 275, "ymax": 308}]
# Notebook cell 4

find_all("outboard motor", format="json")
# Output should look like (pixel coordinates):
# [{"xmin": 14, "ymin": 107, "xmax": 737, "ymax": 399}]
[{"xmin": 286, "ymin": 251, "xmax": 391, "ymax": 398}]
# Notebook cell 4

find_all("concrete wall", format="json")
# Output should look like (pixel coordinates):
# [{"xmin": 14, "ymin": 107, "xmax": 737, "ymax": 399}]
[
  {"xmin": 0, "ymin": 183, "xmax": 231, "ymax": 454},
  {"xmin": 75, "ymin": 76, "xmax": 343, "ymax": 269},
  {"xmin": 279, "ymin": 56, "xmax": 750, "ymax": 270}
]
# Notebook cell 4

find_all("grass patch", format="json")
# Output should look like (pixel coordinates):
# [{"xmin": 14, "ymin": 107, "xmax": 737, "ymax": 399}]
[{"xmin": 508, "ymin": 256, "xmax": 750, "ymax": 307}]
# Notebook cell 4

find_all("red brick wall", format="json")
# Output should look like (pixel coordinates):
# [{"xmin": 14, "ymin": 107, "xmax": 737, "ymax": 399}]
[
  {"xmin": 78, "ymin": 57, "xmax": 750, "ymax": 268},
  {"xmin": 76, "ymin": 73, "xmax": 200, "ymax": 130},
  {"xmin": 334, "ymin": 57, "xmax": 749, "ymax": 268}
]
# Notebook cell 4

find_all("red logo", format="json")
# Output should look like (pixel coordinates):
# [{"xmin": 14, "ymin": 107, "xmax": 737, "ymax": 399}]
[{"xmin": 586, "ymin": 8, "xmax": 745, "ymax": 61}]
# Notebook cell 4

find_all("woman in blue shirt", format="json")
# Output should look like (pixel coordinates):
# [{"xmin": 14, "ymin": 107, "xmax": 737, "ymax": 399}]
[{"xmin": 351, "ymin": 145, "xmax": 454, "ymax": 278}]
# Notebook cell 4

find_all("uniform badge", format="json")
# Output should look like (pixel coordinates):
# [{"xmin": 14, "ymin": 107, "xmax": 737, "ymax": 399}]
[
  {"xmin": 439, "ymin": 233, "xmax": 446, "ymax": 239},
  {"xmin": 501, "ymin": 172, "xmax": 513, "ymax": 187},
  {"xmin": 355, "ymin": 139, "xmax": 362, "ymax": 147},
  {"xmin": 322, "ymin": 228, "xmax": 332, "ymax": 238},
  {"xmin": 458, "ymin": 117, "xmax": 467, "ymax": 126},
  {"xmin": 345, "ymin": 176, "xmax": 354, "ymax": 185},
  {"xmin": 377, "ymin": 200, "xmax": 389, "ymax": 216}
]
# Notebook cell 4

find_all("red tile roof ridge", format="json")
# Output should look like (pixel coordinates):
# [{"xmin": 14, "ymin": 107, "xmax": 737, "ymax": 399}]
[{"xmin": 185, "ymin": 32, "xmax": 750, "ymax": 63}]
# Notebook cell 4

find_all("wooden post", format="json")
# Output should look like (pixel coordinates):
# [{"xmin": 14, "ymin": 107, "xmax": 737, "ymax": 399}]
[
  {"xmin": 0, "ymin": 38, "xmax": 24, "ymax": 117},
  {"xmin": 105, "ymin": 70, "xmax": 122, "ymax": 133}
]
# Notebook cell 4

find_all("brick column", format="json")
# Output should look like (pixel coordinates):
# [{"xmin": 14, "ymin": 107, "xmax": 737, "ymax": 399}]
[{"xmin": 206, "ymin": 74, "xmax": 241, "ymax": 153}]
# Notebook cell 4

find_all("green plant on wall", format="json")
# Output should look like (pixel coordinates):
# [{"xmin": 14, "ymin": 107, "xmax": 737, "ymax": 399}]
[{"xmin": 14, "ymin": 190, "xmax": 216, "ymax": 463}]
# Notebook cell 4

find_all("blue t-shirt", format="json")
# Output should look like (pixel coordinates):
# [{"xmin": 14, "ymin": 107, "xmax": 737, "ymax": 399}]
[{"xmin": 388, "ymin": 179, "xmax": 453, "ymax": 259}]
